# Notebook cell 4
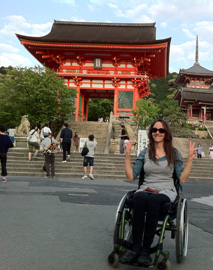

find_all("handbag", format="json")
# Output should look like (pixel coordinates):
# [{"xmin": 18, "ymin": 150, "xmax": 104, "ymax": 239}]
[{"xmin": 81, "ymin": 142, "xmax": 89, "ymax": 156}]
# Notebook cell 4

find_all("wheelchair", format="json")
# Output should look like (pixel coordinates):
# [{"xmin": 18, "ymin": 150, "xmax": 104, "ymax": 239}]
[{"xmin": 108, "ymin": 176, "xmax": 188, "ymax": 270}]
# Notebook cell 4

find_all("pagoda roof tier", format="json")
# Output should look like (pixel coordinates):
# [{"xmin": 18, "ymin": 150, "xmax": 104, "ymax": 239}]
[
  {"xmin": 174, "ymin": 87, "xmax": 213, "ymax": 104},
  {"xmin": 176, "ymin": 63, "xmax": 213, "ymax": 85},
  {"xmin": 17, "ymin": 21, "xmax": 160, "ymax": 44},
  {"xmin": 181, "ymin": 63, "xmax": 213, "ymax": 74}
]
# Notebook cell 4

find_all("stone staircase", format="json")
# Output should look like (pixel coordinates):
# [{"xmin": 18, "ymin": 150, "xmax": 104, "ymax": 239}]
[
  {"xmin": 6, "ymin": 148, "xmax": 213, "ymax": 181},
  {"xmin": 6, "ymin": 149, "xmax": 128, "ymax": 179},
  {"xmin": 57, "ymin": 121, "xmax": 109, "ymax": 153}
]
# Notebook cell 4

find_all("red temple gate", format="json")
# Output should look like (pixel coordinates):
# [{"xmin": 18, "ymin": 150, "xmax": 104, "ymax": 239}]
[{"xmin": 16, "ymin": 21, "xmax": 171, "ymax": 121}]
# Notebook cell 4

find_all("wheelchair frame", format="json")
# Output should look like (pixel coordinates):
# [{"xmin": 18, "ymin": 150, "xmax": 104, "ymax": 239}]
[{"xmin": 108, "ymin": 189, "xmax": 188, "ymax": 270}]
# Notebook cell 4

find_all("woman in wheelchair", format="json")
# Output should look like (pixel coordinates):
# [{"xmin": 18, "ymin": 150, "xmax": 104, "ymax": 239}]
[{"xmin": 120, "ymin": 119, "xmax": 197, "ymax": 266}]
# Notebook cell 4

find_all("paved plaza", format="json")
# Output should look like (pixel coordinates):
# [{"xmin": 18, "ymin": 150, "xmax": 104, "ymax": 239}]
[{"xmin": 0, "ymin": 176, "xmax": 212, "ymax": 270}]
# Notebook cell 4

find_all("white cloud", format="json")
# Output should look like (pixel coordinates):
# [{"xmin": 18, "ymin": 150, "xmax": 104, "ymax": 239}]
[
  {"xmin": 55, "ymin": 0, "xmax": 75, "ymax": 5},
  {"xmin": 160, "ymin": 22, "xmax": 167, "ymax": 28},
  {"xmin": 170, "ymin": 38, "xmax": 213, "ymax": 72},
  {"xmin": 194, "ymin": 21, "xmax": 213, "ymax": 42},
  {"xmin": 90, "ymin": 0, "xmax": 105, "ymax": 5},
  {"xmin": 182, "ymin": 28, "xmax": 196, "ymax": 39},
  {"xmin": 112, "ymin": 0, "xmax": 213, "ymax": 24},
  {"xmin": 0, "ymin": 43, "xmax": 19, "ymax": 53},
  {"xmin": 87, "ymin": 4, "xmax": 96, "ymax": 11},
  {"xmin": 0, "ymin": 53, "xmax": 33, "ymax": 67},
  {"xmin": 70, "ymin": 17, "xmax": 86, "ymax": 22},
  {"xmin": 0, "ymin": 15, "xmax": 52, "ymax": 38},
  {"xmin": 107, "ymin": 3, "xmax": 117, "ymax": 9}
]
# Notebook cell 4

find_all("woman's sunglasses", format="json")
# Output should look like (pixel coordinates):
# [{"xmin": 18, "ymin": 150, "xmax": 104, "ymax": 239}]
[{"xmin": 151, "ymin": 128, "xmax": 166, "ymax": 134}]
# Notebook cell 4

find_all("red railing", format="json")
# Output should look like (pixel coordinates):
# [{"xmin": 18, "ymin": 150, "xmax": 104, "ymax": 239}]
[{"xmin": 57, "ymin": 68, "xmax": 146, "ymax": 77}]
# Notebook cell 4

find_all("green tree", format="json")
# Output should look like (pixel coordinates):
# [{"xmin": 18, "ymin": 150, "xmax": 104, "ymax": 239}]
[
  {"xmin": 158, "ymin": 100, "xmax": 187, "ymax": 125},
  {"xmin": 133, "ymin": 98, "xmax": 159, "ymax": 129},
  {"xmin": 88, "ymin": 99, "xmax": 113, "ymax": 121},
  {"xmin": 0, "ymin": 66, "xmax": 76, "ymax": 127},
  {"xmin": 0, "ymin": 66, "xmax": 13, "ymax": 75},
  {"xmin": 149, "ymin": 73, "xmax": 178, "ymax": 104}
]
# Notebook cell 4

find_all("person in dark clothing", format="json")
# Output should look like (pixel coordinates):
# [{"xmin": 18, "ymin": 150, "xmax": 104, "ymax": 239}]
[
  {"xmin": 119, "ymin": 124, "xmax": 129, "ymax": 154},
  {"xmin": 0, "ymin": 124, "xmax": 14, "ymax": 182},
  {"xmin": 60, "ymin": 123, "xmax": 73, "ymax": 163}
]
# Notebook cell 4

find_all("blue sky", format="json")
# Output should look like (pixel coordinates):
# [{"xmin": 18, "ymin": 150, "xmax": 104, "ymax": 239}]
[{"xmin": 1, "ymin": 0, "xmax": 213, "ymax": 73}]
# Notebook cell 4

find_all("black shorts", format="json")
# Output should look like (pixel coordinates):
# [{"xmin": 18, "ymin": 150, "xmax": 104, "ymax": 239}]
[{"xmin": 83, "ymin": 157, "xmax": 94, "ymax": 167}]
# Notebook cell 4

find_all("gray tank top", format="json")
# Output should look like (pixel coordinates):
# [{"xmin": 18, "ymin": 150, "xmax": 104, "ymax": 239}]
[{"xmin": 137, "ymin": 151, "xmax": 177, "ymax": 202}]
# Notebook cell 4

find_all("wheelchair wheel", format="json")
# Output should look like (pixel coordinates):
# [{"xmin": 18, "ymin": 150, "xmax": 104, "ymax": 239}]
[
  {"xmin": 108, "ymin": 251, "xmax": 119, "ymax": 268},
  {"xmin": 113, "ymin": 192, "xmax": 133, "ymax": 252},
  {"xmin": 155, "ymin": 258, "xmax": 171, "ymax": 270},
  {"xmin": 176, "ymin": 197, "xmax": 188, "ymax": 263}
]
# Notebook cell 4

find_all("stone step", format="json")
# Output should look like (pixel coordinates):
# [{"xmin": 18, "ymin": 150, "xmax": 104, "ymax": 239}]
[{"xmin": 5, "ymin": 148, "xmax": 213, "ymax": 180}]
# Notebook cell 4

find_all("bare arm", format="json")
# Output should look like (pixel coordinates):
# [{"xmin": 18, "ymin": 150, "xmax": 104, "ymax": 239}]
[
  {"xmin": 180, "ymin": 141, "xmax": 197, "ymax": 184},
  {"xmin": 124, "ymin": 140, "xmax": 134, "ymax": 181}
]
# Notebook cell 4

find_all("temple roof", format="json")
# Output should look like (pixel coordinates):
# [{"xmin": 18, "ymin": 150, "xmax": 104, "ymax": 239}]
[
  {"xmin": 16, "ymin": 20, "xmax": 160, "ymax": 44},
  {"xmin": 16, "ymin": 20, "xmax": 171, "ymax": 77},
  {"xmin": 174, "ymin": 87, "xmax": 213, "ymax": 104},
  {"xmin": 180, "ymin": 63, "xmax": 213, "ymax": 75}
]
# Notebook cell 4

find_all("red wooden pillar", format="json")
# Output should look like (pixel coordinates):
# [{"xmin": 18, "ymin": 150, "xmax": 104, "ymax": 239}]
[
  {"xmin": 75, "ymin": 86, "xmax": 80, "ymax": 121},
  {"xmin": 112, "ymin": 78, "xmax": 120, "ymax": 115},
  {"xmin": 114, "ymin": 86, "xmax": 118, "ymax": 115},
  {"xmin": 133, "ymin": 86, "xmax": 139, "ymax": 108},
  {"xmin": 74, "ymin": 76, "xmax": 82, "ymax": 121}
]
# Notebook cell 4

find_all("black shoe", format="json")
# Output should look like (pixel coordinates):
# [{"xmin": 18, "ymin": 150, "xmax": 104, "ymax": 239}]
[
  {"xmin": 137, "ymin": 253, "xmax": 152, "ymax": 266},
  {"xmin": 119, "ymin": 251, "xmax": 138, "ymax": 265}
]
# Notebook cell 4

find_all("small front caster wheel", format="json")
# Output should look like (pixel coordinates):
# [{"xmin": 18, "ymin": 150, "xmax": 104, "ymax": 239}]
[
  {"xmin": 108, "ymin": 251, "xmax": 119, "ymax": 268},
  {"xmin": 155, "ymin": 258, "xmax": 171, "ymax": 270}
]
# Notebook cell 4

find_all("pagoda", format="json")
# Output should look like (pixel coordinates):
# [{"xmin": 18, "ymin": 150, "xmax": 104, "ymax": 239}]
[
  {"xmin": 174, "ymin": 36, "xmax": 213, "ymax": 122},
  {"xmin": 16, "ymin": 21, "xmax": 171, "ymax": 121}
]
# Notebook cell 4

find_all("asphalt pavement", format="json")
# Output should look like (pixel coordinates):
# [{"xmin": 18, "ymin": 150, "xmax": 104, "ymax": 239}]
[{"xmin": 0, "ymin": 176, "xmax": 212, "ymax": 270}]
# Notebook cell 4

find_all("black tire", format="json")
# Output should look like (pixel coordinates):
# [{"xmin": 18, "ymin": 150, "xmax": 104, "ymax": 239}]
[
  {"xmin": 108, "ymin": 251, "xmax": 119, "ymax": 268},
  {"xmin": 176, "ymin": 197, "xmax": 188, "ymax": 263},
  {"xmin": 155, "ymin": 259, "xmax": 171, "ymax": 270},
  {"xmin": 113, "ymin": 193, "xmax": 133, "ymax": 252}
]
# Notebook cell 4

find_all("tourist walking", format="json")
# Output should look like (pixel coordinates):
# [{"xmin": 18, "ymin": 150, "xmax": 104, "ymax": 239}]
[
  {"xmin": 7, "ymin": 125, "xmax": 16, "ymax": 144},
  {"xmin": 60, "ymin": 123, "xmax": 73, "ymax": 163},
  {"xmin": 197, "ymin": 143, "xmax": 202, "ymax": 159},
  {"xmin": 119, "ymin": 124, "xmax": 129, "ymax": 154},
  {"xmin": 28, "ymin": 124, "xmax": 40, "ymax": 161},
  {"xmin": 40, "ymin": 123, "xmax": 51, "ymax": 142},
  {"xmin": 82, "ymin": 135, "xmax": 97, "ymax": 180},
  {"xmin": 73, "ymin": 132, "xmax": 80, "ymax": 152},
  {"xmin": 40, "ymin": 132, "xmax": 59, "ymax": 178},
  {"xmin": 0, "ymin": 124, "xmax": 14, "ymax": 182},
  {"xmin": 209, "ymin": 144, "xmax": 213, "ymax": 159}
]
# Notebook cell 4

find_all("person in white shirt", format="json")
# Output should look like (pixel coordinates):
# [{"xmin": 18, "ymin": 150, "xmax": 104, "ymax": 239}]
[
  {"xmin": 7, "ymin": 125, "xmax": 16, "ymax": 144},
  {"xmin": 40, "ymin": 123, "xmax": 51, "ymax": 142},
  {"xmin": 28, "ymin": 124, "xmax": 40, "ymax": 161}
]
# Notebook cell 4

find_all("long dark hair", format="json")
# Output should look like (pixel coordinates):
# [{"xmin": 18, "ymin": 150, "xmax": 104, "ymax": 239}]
[{"xmin": 148, "ymin": 119, "xmax": 175, "ymax": 166}]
